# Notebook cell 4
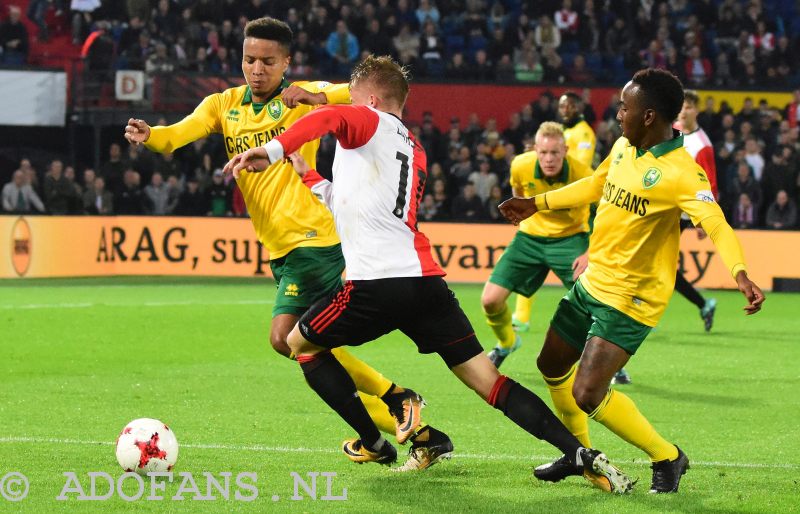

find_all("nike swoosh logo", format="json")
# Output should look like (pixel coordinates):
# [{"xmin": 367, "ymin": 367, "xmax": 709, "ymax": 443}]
[{"xmin": 399, "ymin": 403, "xmax": 415, "ymax": 432}]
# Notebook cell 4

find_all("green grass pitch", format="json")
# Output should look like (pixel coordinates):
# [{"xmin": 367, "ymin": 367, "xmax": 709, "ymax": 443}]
[{"xmin": 1, "ymin": 277, "xmax": 799, "ymax": 513}]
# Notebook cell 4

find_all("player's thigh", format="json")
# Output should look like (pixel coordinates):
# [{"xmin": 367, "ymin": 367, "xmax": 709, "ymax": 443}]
[
  {"xmin": 547, "ymin": 281, "xmax": 595, "ymax": 357},
  {"xmin": 398, "ymin": 277, "xmax": 483, "ymax": 368},
  {"xmin": 576, "ymin": 336, "xmax": 631, "ymax": 391},
  {"xmin": 546, "ymin": 232, "xmax": 589, "ymax": 289},
  {"xmin": 271, "ymin": 244, "xmax": 345, "ymax": 318},
  {"xmin": 489, "ymin": 232, "xmax": 550, "ymax": 297},
  {"xmin": 298, "ymin": 280, "xmax": 394, "ymax": 350}
]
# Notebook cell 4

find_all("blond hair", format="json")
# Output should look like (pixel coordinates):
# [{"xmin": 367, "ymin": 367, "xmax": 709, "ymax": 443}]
[
  {"xmin": 535, "ymin": 121, "xmax": 565, "ymax": 141},
  {"xmin": 350, "ymin": 55, "xmax": 410, "ymax": 109}
]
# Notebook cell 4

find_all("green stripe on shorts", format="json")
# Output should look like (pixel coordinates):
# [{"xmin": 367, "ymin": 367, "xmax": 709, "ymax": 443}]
[{"xmin": 550, "ymin": 280, "xmax": 651, "ymax": 355}]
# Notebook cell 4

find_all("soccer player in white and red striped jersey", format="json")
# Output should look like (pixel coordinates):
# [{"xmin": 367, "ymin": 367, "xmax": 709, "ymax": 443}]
[
  {"xmin": 224, "ymin": 55, "xmax": 633, "ymax": 491},
  {"xmin": 674, "ymin": 90, "xmax": 719, "ymax": 332}
]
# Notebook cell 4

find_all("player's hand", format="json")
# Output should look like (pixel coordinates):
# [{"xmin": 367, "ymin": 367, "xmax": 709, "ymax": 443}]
[
  {"xmin": 498, "ymin": 197, "xmax": 537, "ymax": 225},
  {"xmin": 735, "ymin": 271, "xmax": 765, "ymax": 315},
  {"xmin": 696, "ymin": 227, "xmax": 707, "ymax": 240},
  {"xmin": 281, "ymin": 85, "xmax": 326, "ymax": 108},
  {"xmin": 124, "ymin": 118, "xmax": 151, "ymax": 146},
  {"xmin": 287, "ymin": 152, "xmax": 311, "ymax": 177},
  {"xmin": 224, "ymin": 147, "xmax": 270, "ymax": 179},
  {"xmin": 571, "ymin": 252, "xmax": 589, "ymax": 281}
]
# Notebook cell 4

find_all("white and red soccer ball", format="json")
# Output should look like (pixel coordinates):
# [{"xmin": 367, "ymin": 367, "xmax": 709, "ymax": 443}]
[{"xmin": 115, "ymin": 418, "xmax": 179, "ymax": 474}]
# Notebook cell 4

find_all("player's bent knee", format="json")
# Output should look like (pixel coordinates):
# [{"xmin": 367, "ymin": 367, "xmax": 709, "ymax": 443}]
[
  {"xmin": 269, "ymin": 333, "xmax": 292, "ymax": 358},
  {"xmin": 481, "ymin": 295, "xmax": 505, "ymax": 314},
  {"xmin": 572, "ymin": 384, "xmax": 604, "ymax": 414}
]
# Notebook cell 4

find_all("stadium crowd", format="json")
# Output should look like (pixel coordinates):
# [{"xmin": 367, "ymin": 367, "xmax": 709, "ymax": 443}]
[{"xmin": 1, "ymin": 0, "xmax": 798, "ymax": 229}]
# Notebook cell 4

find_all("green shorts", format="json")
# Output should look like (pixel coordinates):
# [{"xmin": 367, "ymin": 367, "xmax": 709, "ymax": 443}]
[
  {"xmin": 551, "ymin": 280, "xmax": 652, "ymax": 355},
  {"xmin": 489, "ymin": 232, "xmax": 588, "ymax": 297},
  {"xmin": 269, "ymin": 244, "xmax": 345, "ymax": 317}
]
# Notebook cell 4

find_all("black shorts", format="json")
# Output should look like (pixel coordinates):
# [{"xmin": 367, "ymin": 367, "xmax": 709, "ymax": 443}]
[{"xmin": 298, "ymin": 276, "xmax": 482, "ymax": 368}]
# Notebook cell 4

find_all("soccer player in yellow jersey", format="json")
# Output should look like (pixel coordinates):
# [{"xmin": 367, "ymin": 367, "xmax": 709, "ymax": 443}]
[
  {"xmin": 511, "ymin": 92, "xmax": 597, "ymax": 336},
  {"xmin": 123, "ymin": 17, "xmax": 450, "ymax": 469},
  {"xmin": 499, "ymin": 69, "xmax": 765, "ymax": 493},
  {"xmin": 482, "ymin": 122, "xmax": 592, "ymax": 369}
]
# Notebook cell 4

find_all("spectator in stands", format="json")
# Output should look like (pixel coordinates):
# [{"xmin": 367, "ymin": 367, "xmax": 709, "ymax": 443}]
[
  {"xmin": 567, "ymin": 54, "xmax": 594, "ymax": 83},
  {"xmin": 449, "ymin": 145, "xmax": 474, "ymax": 191},
  {"xmin": 145, "ymin": 42, "xmax": 175, "ymax": 75},
  {"xmin": 765, "ymin": 190, "xmax": 797, "ymax": 230},
  {"xmin": 44, "ymin": 160, "xmax": 79, "ymax": 215},
  {"xmin": 206, "ymin": 169, "xmax": 231, "ymax": 216},
  {"xmin": 361, "ymin": 19, "xmax": 393, "ymax": 58},
  {"xmin": 468, "ymin": 155, "xmax": 498, "ymax": 203},
  {"xmin": 100, "ymin": 143, "xmax": 125, "ymax": 194},
  {"xmin": 2, "ymin": 170, "xmax": 45, "ymax": 214},
  {"xmin": 730, "ymin": 161, "xmax": 762, "ymax": 217},
  {"xmin": 115, "ymin": 169, "xmax": 146, "ymax": 215},
  {"xmin": 732, "ymin": 193, "xmax": 757, "ymax": 229},
  {"xmin": 175, "ymin": 177, "xmax": 207, "ymax": 216},
  {"xmin": 1, "ymin": 5, "xmax": 28, "ymax": 65},
  {"xmin": 326, "ymin": 20, "xmax": 358, "ymax": 76},
  {"xmin": 743, "ymin": 137, "xmax": 765, "ymax": 181},
  {"xmin": 484, "ymin": 184, "xmax": 505, "ymax": 223},
  {"xmin": 26, "ymin": 0, "xmax": 50, "ymax": 41},
  {"xmin": 446, "ymin": 52, "xmax": 470, "ymax": 80},
  {"xmin": 534, "ymin": 15, "xmax": 560, "ymax": 52},
  {"xmin": 63, "ymin": 165, "xmax": 84, "ymax": 213},
  {"xmin": 431, "ymin": 178, "xmax": 450, "ymax": 220},
  {"xmin": 451, "ymin": 180, "xmax": 485, "ymax": 222},
  {"xmin": 144, "ymin": 171, "xmax": 177, "ymax": 215},
  {"xmin": 418, "ymin": 193, "xmax": 440, "ymax": 222},
  {"xmin": 419, "ymin": 20, "xmax": 444, "ymax": 76},
  {"xmin": 416, "ymin": 0, "xmax": 440, "ymax": 28},
  {"xmin": 554, "ymin": 0, "xmax": 579, "ymax": 45},
  {"xmin": 71, "ymin": 0, "xmax": 100, "ymax": 45},
  {"xmin": 83, "ymin": 176, "xmax": 113, "ymax": 214}
]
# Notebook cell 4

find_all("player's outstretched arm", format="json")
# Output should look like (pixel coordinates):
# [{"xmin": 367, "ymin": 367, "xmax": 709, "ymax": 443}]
[
  {"xmin": 224, "ymin": 147, "xmax": 271, "ymax": 179},
  {"xmin": 498, "ymin": 197, "xmax": 538, "ymax": 225},
  {"xmin": 281, "ymin": 85, "xmax": 328, "ymax": 108},
  {"xmin": 124, "ymin": 119, "xmax": 151, "ymax": 146},
  {"xmin": 734, "ymin": 270, "xmax": 765, "ymax": 315}
]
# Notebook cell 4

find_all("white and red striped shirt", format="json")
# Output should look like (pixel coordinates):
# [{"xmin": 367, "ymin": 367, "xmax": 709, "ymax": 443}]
[
  {"xmin": 675, "ymin": 123, "xmax": 718, "ymax": 198},
  {"xmin": 265, "ymin": 104, "xmax": 444, "ymax": 280}
]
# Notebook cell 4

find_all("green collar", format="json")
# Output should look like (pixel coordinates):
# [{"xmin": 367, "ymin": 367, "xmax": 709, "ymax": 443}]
[
  {"xmin": 635, "ymin": 130, "xmax": 684, "ymax": 158},
  {"xmin": 534, "ymin": 159, "xmax": 569, "ymax": 183},
  {"xmin": 242, "ymin": 78, "xmax": 289, "ymax": 114}
]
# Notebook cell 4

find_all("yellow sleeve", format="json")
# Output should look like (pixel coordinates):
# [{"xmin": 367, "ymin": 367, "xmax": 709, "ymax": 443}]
[
  {"xmin": 509, "ymin": 156, "xmax": 524, "ymax": 192},
  {"xmin": 701, "ymin": 215, "xmax": 748, "ymax": 278},
  {"xmin": 535, "ymin": 152, "xmax": 609, "ymax": 211},
  {"xmin": 296, "ymin": 81, "xmax": 351, "ymax": 105},
  {"xmin": 145, "ymin": 94, "xmax": 222, "ymax": 153},
  {"xmin": 573, "ymin": 127, "xmax": 596, "ymax": 168},
  {"xmin": 676, "ymin": 166, "xmax": 747, "ymax": 278}
]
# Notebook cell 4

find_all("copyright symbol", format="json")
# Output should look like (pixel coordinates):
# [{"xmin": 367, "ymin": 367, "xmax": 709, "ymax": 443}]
[{"xmin": 0, "ymin": 472, "xmax": 29, "ymax": 501}]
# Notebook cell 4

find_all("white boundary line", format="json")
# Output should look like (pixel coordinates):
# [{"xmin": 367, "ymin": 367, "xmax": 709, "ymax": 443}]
[
  {"xmin": 1, "ymin": 437, "xmax": 796, "ymax": 470},
  {"xmin": 0, "ymin": 300, "xmax": 273, "ymax": 310}
]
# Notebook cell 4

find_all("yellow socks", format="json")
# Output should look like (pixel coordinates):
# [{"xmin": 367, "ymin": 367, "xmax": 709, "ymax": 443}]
[
  {"xmin": 332, "ymin": 347, "xmax": 393, "ymax": 397},
  {"xmin": 513, "ymin": 294, "xmax": 532, "ymax": 324},
  {"xmin": 359, "ymin": 392, "xmax": 396, "ymax": 435},
  {"xmin": 590, "ymin": 389, "xmax": 678, "ymax": 462},
  {"xmin": 543, "ymin": 365, "xmax": 591, "ymax": 448},
  {"xmin": 484, "ymin": 303, "xmax": 517, "ymax": 349}
]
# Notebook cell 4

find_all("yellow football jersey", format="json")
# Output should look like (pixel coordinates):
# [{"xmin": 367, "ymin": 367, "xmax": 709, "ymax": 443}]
[
  {"xmin": 145, "ymin": 80, "xmax": 351, "ymax": 259},
  {"xmin": 510, "ymin": 153, "xmax": 592, "ymax": 238},
  {"xmin": 563, "ymin": 118, "xmax": 596, "ymax": 168},
  {"xmin": 536, "ymin": 134, "xmax": 745, "ymax": 326}
]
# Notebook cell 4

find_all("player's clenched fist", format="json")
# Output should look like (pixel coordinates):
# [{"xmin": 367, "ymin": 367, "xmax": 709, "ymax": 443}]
[
  {"xmin": 281, "ymin": 85, "xmax": 327, "ymax": 108},
  {"xmin": 124, "ymin": 118, "xmax": 151, "ymax": 146},
  {"xmin": 223, "ymin": 147, "xmax": 271, "ymax": 179},
  {"xmin": 498, "ymin": 197, "xmax": 538, "ymax": 226}
]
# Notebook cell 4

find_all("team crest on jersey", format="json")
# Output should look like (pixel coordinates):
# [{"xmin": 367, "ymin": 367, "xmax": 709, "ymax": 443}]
[
  {"xmin": 267, "ymin": 99, "xmax": 283, "ymax": 121},
  {"xmin": 226, "ymin": 109, "xmax": 240, "ymax": 122},
  {"xmin": 642, "ymin": 167, "xmax": 662, "ymax": 189}
]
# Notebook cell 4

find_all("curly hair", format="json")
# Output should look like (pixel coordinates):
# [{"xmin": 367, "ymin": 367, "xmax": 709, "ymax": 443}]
[
  {"xmin": 631, "ymin": 68, "xmax": 685, "ymax": 122},
  {"xmin": 244, "ymin": 17, "xmax": 293, "ymax": 54}
]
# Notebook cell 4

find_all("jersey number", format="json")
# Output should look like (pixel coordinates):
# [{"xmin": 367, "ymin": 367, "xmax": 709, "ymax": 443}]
[{"xmin": 392, "ymin": 151, "xmax": 410, "ymax": 218}]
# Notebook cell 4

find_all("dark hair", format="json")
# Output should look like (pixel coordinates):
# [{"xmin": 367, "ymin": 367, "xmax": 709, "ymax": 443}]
[
  {"xmin": 561, "ymin": 91, "xmax": 582, "ymax": 103},
  {"xmin": 631, "ymin": 68, "xmax": 684, "ymax": 122},
  {"xmin": 244, "ymin": 17, "xmax": 293, "ymax": 53},
  {"xmin": 683, "ymin": 89, "xmax": 700, "ymax": 106},
  {"xmin": 350, "ymin": 54, "xmax": 411, "ymax": 108}
]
